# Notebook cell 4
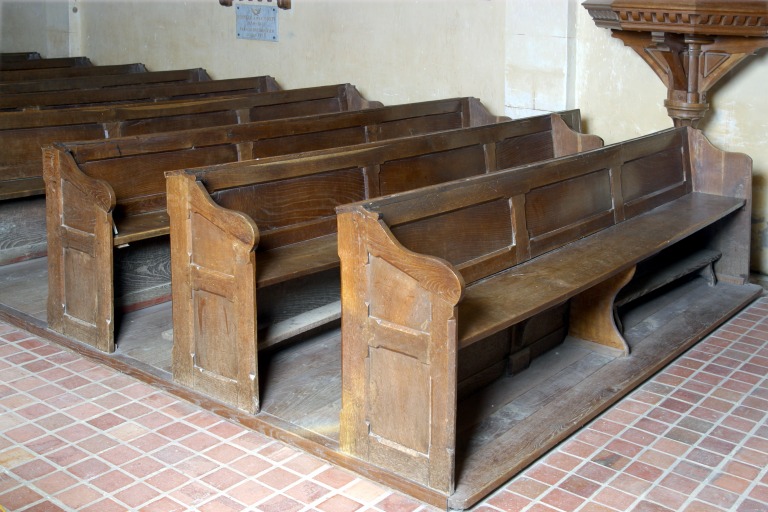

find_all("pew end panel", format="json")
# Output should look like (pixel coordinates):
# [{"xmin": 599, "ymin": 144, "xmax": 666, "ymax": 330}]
[
  {"xmin": 688, "ymin": 129, "xmax": 753, "ymax": 285},
  {"xmin": 44, "ymin": 146, "xmax": 116, "ymax": 352},
  {"xmin": 337, "ymin": 206, "xmax": 464, "ymax": 495},
  {"xmin": 167, "ymin": 172, "xmax": 260, "ymax": 414}
]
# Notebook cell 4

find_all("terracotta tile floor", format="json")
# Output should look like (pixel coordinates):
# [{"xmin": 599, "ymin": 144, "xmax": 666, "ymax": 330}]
[{"xmin": 1, "ymin": 297, "xmax": 767, "ymax": 511}]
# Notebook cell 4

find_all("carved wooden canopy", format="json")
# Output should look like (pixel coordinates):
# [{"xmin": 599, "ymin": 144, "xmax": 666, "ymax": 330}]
[{"xmin": 584, "ymin": 0, "xmax": 768, "ymax": 126}]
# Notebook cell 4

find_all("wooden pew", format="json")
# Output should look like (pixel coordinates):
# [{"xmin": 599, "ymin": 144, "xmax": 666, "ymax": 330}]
[
  {"xmin": 335, "ymin": 127, "xmax": 761, "ymax": 508},
  {"xmin": 0, "ymin": 63, "xmax": 151, "ymax": 84},
  {"xmin": 160, "ymin": 112, "xmax": 600, "ymax": 413},
  {"xmin": 0, "ymin": 73, "xmax": 286, "ymax": 111},
  {"xmin": 44, "ymin": 97, "xmax": 515, "ymax": 351},
  {"xmin": 0, "ymin": 56, "xmax": 91, "ymax": 71},
  {"xmin": 0, "ymin": 68, "xmax": 210, "ymax": 94},
  {"xmin": 4, "ymin": 83, "xmax": 375, "ymax": 264},
  {"xmin": 0, "ymin": 52, "xmax": 42, "ymax": 63}
]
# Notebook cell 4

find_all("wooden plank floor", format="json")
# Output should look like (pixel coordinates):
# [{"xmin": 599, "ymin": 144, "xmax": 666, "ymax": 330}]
[{"xmin": 0, "ymin": 258, "xmax": 761, "ymax": 510}]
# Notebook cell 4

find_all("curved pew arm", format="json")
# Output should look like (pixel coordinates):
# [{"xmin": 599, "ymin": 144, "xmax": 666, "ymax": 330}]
[
  {"xmin": 167, "ymin": 171, "xmax": 261, "ymax": 414},
  {"xmin": 44, "ymin": 146, "xmax": 117, "ymax": 352},
  {"xmin": 338, "ymin": 206, "xmax": 464, "ymax": 495}
]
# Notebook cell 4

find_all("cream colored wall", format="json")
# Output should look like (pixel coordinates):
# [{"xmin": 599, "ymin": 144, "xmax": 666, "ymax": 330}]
[
  {"xmin": 69, "ymin": 0, "xmax": 506, "ymax": 115},
  {"xmin": 2, "ymin": 0, "xmax": 767, "ymax": 274},
  {"xmin": 1, "ymin": 0, "xmax": 71, "ymax": 56}
]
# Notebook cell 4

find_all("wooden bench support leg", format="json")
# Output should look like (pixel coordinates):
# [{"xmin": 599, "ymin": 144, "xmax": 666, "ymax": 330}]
[
  {"xmin": 508, "ymin": 319, "xmax": 531, "ymax": 374},
  {"xmin": 569, "ymin": 266, "xmax": 635, "ymax": 355}
]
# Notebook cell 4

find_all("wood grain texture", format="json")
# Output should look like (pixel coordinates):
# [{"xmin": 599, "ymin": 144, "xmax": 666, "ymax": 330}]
[{"xmin": 337, "ymin": 126, "xmax": 755, "ymax": 503}]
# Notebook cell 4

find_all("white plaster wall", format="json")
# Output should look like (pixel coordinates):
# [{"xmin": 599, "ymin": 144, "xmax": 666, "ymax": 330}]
[{"xmin": 0, "ymin": 0, "xmax": 71, "ymax": 56}]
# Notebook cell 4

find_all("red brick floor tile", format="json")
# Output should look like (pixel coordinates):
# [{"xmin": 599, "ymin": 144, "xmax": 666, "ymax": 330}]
[
  {"xmin": 561, "ymin": 439, "xmax": 601, "ymax": 458},
  {"xmin": 226, "ymin": 479, "xmax": 274, "ymax": 506},
  {"xmin": 257, "ymin": 494, "xmax": 304, "ymax": 512},
  {"xmin": 67, "ymin": 457, "xmax": 112, "ymax": 480},
  {"xmin": 56, "ymin": 423, "xmax": 97, "ymax": 443},
  {"xmin": 683, "ymin": 500, "xmax": 725, "ymax": 512},
  {"xmin": 136, "ymin": 496, "xmax": 188, "ymax": 512},
  {"xmin": 76, "ymin": 433, "xmax": 119, "ymax": 455},
  {"xmin": 524, "ymin": 464, "xmax": 568, "ymax": 486},
  {"xmin": 258, "ymin": 467, "xmax": 301, "ymax": 490},
  {"xmin": 543, "ymin": 451, "xmax": 582, "ymax": 472},
  {"xmin": 144, "ymin": 467, "xmax": 190, "ymax": 493},
  {"xmin": 285, "ymin": 479, "xmax": 331, "ymax": 504},
  {"xmin": 314, "ymin": 467, "xmax": 356, "ymax": 489},
  {"xmin": 175, "ymin": 454, "xmax": 220, "ymax": 478},
  {"xmin": 283, "ymin": 453, "xmax": 327, "ymax": 475},
  {"xmin": 622, "ymin": 427, "xmax": 660, "ymax": 447},
  {"xmin": 0, "ymin": 485, "xmax": 44, "ymax": 510},
  {"xmin": 504, "ymin": 476, "xmax": 550, "ymax": 499},
  {"xmin": 89, "ymin": 469, "xmax": 135, "ymax": 493},
  {"xmin": 5, "ymin": 424, "xmax": 46, "ymax": 443},
  {"xmin": 611, "ymin": 472, "xmax": 653, "ymax": 497},
  {"xmin": 135, "ymin": 410, "xmax": 174, "ymax": 429},
  {"xmin": 199, "ymin": 495, "xmax": 244, "ymax": 512},
  {"xmin": 259, "ymin": 442, "xmax": 300, "ymax": 462},
  {"xmin": 179, "ymin": 431, "xmax": 220, "ymax": 451},
  {"xmin": 229, "ymin": 453, "xmax": 273, "ymax": 476},
  {"xmin": 748, "ymin": 483, "xmax": 768, "ymax": 503},
  {"xmin": 541, "ymin": 488, "xmax": 585, "ymax": 511},
  {"xmin": 202, "ymin": 467, "xmax": 244, "ymax": 491},
  {"xmin": 113, "ymin": 482, "xmax": 161, "ymax": 509},
  {"xmin": 153, "ymin": 444, "xmax": 195, "ymax": 465},
  {"xmin": 632, "ymin": 500, "xmax": 677, "ymax": 511},
  {"xmin": 560, "ymin": 474, "xmax": 601, "ymax": 499},
  {"xmin": 695, "ymin": 484, "xmax": 740, "ymax": 509},
  {"xmin": 375, "ymin": 493, "xmax": 423, "ymax": 512},
  {"xmin": 99, "ymin": 443, "xmax": 142, "ymax": 466},
  {"xmin": 47, "ymin": 445, "xmax": 88, "ymax": 467},
  {"xmin": 172, "ymin": 481, "xmax": 218, "ymax": 507},
  {"xmin": 646, "ymin": 485, "xmax": 688, "ymax": 510},
  {"xmin": 203, "ymin": 443, "xmax": 246, "ymax": 464},
  {"xmin": 157, "ymin": 420, "xmax": 197, "ymax": 440},
  {"xmin": 34, "ymin": 471, "xmax": 79, "ymax": 495},
  {"xmin": 121, "ymin": 456, "xmax": 165, "ymax": 478},
  {"xmin": 734, "ymin": 447, "xmax": 768, "ymax": 467},
  {"xmin": 593, "ymin": 486, "xmax": 637, "ymax": 510},
  {"xmin": 577, "ymin": 461, "xmax": 618, "ymax": 484},
  {"xmin": 11, "ymin": 458, "xmax": 56, "ymax": 480},
  {"xmin": 54, "ymin": 483, "xmax": 102, "ymax": 509}
]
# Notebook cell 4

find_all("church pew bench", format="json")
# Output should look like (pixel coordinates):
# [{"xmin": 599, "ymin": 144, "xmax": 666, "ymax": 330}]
[
  {"xmin": 44, "ymin": 96, "xmax": 521, "ymax": 352},
  {"xmin": 0, "ymin": 70, "xmax": 298, "ymax": 111},
  {"xmin": 0, "ymin": 62, "xmax": 151, "ymax": 84},
  {"xmin": 2, "ymin": 82, "xmax": 376, "ymax": 263},
  {"xmin": 0, "ymin": 56, "xmax": 91, "ymax": 71},
  {"xmin": 335, "ymin": 126, "xmax": 761, "ymax": 508},
  {"xmin": 162, "ymin": 112, "xmax": 601, "ymax": 412},
  {"xmin": 0, "ymin": 67, "xmax": 210, "ymax": 94}
]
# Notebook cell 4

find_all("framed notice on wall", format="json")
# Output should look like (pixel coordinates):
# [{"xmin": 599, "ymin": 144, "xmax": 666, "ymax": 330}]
[{"xmin": 236, "ymin": 4, "xmax": 279, "ymax": 41}]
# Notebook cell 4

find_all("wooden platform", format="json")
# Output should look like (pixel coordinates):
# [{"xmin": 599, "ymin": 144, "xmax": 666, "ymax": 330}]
[{"xmin": 0, "ymin": 258, "xmax": 760, "ymax": 509}]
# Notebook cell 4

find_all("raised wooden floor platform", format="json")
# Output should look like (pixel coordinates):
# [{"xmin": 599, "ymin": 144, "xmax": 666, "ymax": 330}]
[{"xmin": 0, "ymin": 258, "xmax": 761, "ymax": 509}]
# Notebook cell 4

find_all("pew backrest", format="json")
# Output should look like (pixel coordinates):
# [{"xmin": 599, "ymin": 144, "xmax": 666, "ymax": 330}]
[
  {"xmin": 0, "ymin": 63, "xmax": 148, "ymax": 84},
  {"xmin": 0, "ymin": 67, "xmax": 210, "ymax": 94},
  {"xmin": 0, "ymin": 70, "xmax": 279, "ymax": 111},
  {"xmin": 0, "ymin": 56, "xmax": 91, "ymax": 71}
]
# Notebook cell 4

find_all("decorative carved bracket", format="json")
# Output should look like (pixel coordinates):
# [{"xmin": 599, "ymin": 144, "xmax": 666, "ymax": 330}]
[
  {"xmin": 584, "ymin": 1, "xmax": 768, "ymax": 127},
  {"xmin": 219, "ymin": 0, "xmax": 291, "ymax": 10}
]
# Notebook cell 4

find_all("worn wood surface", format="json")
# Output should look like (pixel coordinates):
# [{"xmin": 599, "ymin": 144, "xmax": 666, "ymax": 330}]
[
  {"xmin": 0, "ymin": 67, "xmax": 210, "ymax": 94},
  {"xmin": 0, "ymin": 56, "xmax": 91, "ymax": 71},
  {"xmin": 0, "ymin": 52, "xmax": 42, "ymax": 63},
  {"xmin": 0, "ymin": 62, "xmax": 146, "ymax": 85},
  {"xmin": 0, "ymin": 81, "xmax": 380, "ymax": 202},
  {"xmin": 45, "ymin": 86, "xmax": 439, "ymax": 352},
  {"xmin": 336, "ymin": 126, "xmax": 756, "ymax": 501},
  {"xmin": 0, "ymin": 72, "xmax": 287, "ymax": 111},
  {"xmin": 167, "ymin": 112, "xmax": 597, "ymax": 414}
]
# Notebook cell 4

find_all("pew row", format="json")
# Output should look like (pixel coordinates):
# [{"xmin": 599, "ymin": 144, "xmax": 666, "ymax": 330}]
[
  {"xmin": 0, "ymin": 67, "xmax": 211, "ymax": 95},
  {"xmin": 1, "ymin": 81, "xmax": 381, "ymax": 202},
  {"xmin": 44, "ymin": 97, "xmax": 517, "ymax": 351},
  {"xmin": 0, "ymin": 56, "xmax": 91, "ymax": 71},
  {"xmin": 0, "ymin": 62, "xmax": 150, "ymax": 85},
  {"xmin": 0, "ymin": 52, "xmax": 42, "ymax": 63},
  {"xmin": 0, "ymin": 73, "xmax": 288, "ymax": 111},
  {"xmin": 335, "ymin": 127, "xmax": 762, "ymax": 508},
  {"xmin": 163, "ymin": 112, "xmax": 601, "ymax": 414},
  {"xmin": 3, "ymin": 82, "xmax": 377, "ymax": 264}
]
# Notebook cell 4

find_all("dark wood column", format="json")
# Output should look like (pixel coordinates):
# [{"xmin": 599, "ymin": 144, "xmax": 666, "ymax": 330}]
[{"xmin": 584, "ymin": 0, "xmax": 768, "ymax": 127}]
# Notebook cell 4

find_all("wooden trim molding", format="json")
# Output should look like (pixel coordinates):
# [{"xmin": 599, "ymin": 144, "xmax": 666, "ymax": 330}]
[{"xmin": 584, "ymin": 0, "xmax": 768, "ymax": 127}]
